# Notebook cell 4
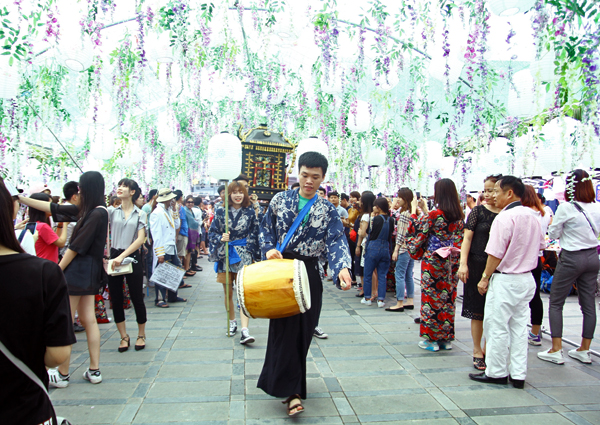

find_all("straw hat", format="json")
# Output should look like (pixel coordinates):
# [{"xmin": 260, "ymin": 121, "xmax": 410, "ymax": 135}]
[{"xmin": 156, "ymin": 188, "xmax": 176, "ymax": 203}]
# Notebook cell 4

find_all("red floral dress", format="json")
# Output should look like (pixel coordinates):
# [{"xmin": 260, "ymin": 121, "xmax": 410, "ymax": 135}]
[{"xmin": 407, "ymin": 209, "xmax": 464, "ymax": 341}]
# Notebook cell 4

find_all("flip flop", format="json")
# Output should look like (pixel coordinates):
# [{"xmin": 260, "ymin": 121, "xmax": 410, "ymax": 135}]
[
  {"xmin": 473, "ymin": 356, "xmax": 486, "ymax": 370},
  {"xmin": 184, "ymin": 271, "xmax": 195, "ymax": 277},
  {"xmin": 179, "ymin": 283, "xmax": 193, "ymax": 289},
  {"xmin": 155, "ymin": 301, "xmax": 169, "ymax": 308}
]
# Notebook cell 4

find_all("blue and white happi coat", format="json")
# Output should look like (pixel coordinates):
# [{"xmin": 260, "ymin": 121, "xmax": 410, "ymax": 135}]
[
  {"xmin": 259, "ymin": 189, "xmax": 352, "ymax": 280},
  {"xmin": 209, "ymin": 206, "xmax": 260, "ymax": 273}
]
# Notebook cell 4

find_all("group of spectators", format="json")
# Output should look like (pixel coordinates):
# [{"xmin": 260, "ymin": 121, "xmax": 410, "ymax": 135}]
[{"xmin": 1, "ymin": 166, "xmax": 599, "ymax": 423}]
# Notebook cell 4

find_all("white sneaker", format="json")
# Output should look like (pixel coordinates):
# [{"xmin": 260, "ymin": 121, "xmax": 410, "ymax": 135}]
[
  {"xmin": 83, "ymin": 368, "xmax": 103, "ymax": 384},
  {"xmin": 227, "ymin": 321, "xmax": 237, "ymax": 336},
  {"xmin": 240, "ymin": 329, "xmax": 255, "ymax": 345},
  {"xmin": 377, "ymin": 301, "xmax": 385, "ymax": 308},
  {"xmin": 568, "ymin": 349, "xmax": 592, "ymax": 364},
  {"xmin": 537, "ymin": 349, "xmax": 565, "ymax": 365},
  {"xmin": 48, "ymin": 368, "xmax": 69, "ymax": 388},
  {"xmin": 361, "ymin": 298, "xmax": 372, "ymax": 306}
]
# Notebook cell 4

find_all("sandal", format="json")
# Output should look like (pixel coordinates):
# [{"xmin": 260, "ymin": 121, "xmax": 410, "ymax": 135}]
[
  {"xmin": 155, "ymin": 301, "xmax": 169, "ymax": 308},
  {"xmin": 135, "ymin": 335, "xmax": 146, "ymax": 351},
  {"xmin": 473, "ymin": 356, "xmax": 486, "ymax": 370},
  {"xmin": 184, "ymin": 271, "xmax": 195, "ymax": 277},
  {"xmin": 282, "ymin": 394, "xmax": 304, "ymax": 417},
  {"xmin": 170, "ymin": 297, "xmax": 187, "ymax": 303},
  {"xmin": 179, "ymin": 283, "xmax": 193, "ymax": 289},
  {"xmin": 118, "ymin": 335, "xmax": 130, "ymax": 353}
]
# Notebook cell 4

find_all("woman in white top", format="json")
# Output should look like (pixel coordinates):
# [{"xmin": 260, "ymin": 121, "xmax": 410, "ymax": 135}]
[
  {"xmin": 108, "ymin": 179, "xmax": 148, "ymax": 352},
  {"xmin": 538, "ymin": 170, "xmax": 600, "ymax": 365}
]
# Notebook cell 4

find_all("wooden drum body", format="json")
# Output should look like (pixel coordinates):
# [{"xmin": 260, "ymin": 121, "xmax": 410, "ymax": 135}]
[{"xmin": 236, "ymin": 259, "xmax": 311, "ymax": 319}]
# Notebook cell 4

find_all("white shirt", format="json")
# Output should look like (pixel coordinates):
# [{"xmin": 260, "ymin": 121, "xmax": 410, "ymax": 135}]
[
  {"xmin": 149, "ymin": 203, "xmax": 179, "ymax": 258},
  {"xmin": 548, "ymin": 201, "xmax": 600, "ymax": 251},
  {"xmin": 15, "ymin": 228, "xmax": 36, "ymax": 255}
]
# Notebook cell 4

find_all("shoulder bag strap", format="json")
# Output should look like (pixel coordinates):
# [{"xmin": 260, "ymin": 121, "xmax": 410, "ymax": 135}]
[
  {"xmin": 18, "ymin": 228, "xmax": 27, "ymax": 243},
  {"xmin": 0, "ymin": 339, "xmax": 60, "ymax": 425},
  {"xmin": 276, "ymin": 194, "xmax": 318, "ymax": 253},
  {"xmin": 572, "ymin": 202, "xmax": 598, "ymax": 236}
]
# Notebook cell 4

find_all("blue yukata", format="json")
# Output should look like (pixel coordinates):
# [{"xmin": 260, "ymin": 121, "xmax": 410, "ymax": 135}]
[
  {"xmin": 208, "ymin": 206, "xmax": 260, "ymax": 273},
  {"xmin": 257, "ymin": 188, "xmax": 351, "ymax": 400}
]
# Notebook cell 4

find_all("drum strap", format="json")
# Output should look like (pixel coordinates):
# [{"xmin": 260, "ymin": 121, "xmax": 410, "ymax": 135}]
[{"xmin": 277, "ymin": 194, "xmax": 318, "ymax": 253}]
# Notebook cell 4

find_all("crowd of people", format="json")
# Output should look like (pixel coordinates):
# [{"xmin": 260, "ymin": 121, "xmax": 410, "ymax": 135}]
[{"xmin": 1, "ymin": 152, "xmax": 599, "ymax": 422}]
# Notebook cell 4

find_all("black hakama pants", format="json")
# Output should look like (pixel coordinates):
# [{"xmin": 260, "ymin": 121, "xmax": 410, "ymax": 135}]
[{"xmin": 257, "ymin": 253, "xmax": 322, "ymax": 399}]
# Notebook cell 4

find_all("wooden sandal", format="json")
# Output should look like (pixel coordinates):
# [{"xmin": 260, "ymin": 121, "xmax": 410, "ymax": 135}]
[{"xmin": 282, "ymin": 394, "xmax": 304, "ymax": 417}]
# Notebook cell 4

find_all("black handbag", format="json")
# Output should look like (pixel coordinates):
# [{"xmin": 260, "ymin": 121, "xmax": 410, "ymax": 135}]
[{"xmin": 63, "ymin": 254, "xmax": 106, "ymax": 295}]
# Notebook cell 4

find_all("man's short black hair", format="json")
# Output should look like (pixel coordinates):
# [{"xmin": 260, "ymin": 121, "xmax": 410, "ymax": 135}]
[
  {"xmin": 147, "ymin": 189, "xmax": 158, "ymax": 201},
  {"xmin": 291, "ymin": 182, "xmax": 300, "ymax": 189},
  {"xmin": 298, "ymin": 151, "xmax": 328, "ymax": 176},
  {"xmin": 234, "ymin": 174, "xmax": 250, "ymax": 183},
  {"xmin": 63, "ymin": 181, "xmax": 79, "ymax": 201},
  {"xmin": 318, "ymin": 187, "xmax": 326, "ymax": 194},
  {"xmin": 217, "ymin": 185, "xmax": 226, "ymax": 195},
  {"xmin": 173, "ymin": 189, "xmax": 183, "ymax": 201},
  {"xmin": 340, "ymin": 193, "xmax": 349, "ymax": 201},
  {"xmin": 194, "ymin": 196, "xmax": 202, "ymax": 206},
  {"xmin": 328, "ymin": 191, "xmax": 339, "ymax": 198},
  {"xmin": 498, "ymin": 175, "xmax": 525, "ymax": 198}
]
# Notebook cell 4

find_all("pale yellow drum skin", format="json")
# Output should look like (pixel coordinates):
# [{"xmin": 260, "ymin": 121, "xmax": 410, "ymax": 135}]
[{"xmin": 236, "ymin": 259, "xmax": 310, "ymax": 319}]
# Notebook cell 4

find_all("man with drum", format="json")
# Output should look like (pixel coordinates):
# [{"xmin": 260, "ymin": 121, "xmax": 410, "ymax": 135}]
[{"xmin": 257, "ymin": 151, "xmax": 353, "ymax": 416}]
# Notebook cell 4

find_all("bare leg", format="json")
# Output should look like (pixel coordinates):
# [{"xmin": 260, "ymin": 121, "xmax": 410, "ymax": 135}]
[
  {"xmin": 550, "ymin": 337, "xmax": 562, "ymax": 353},
  {"xmin": 184, "ymin": 252, "xmax": 191, "ymax": 271},
  {"xmin": 78, "ymin": 295, "xmax": 101, "ymax": 370},
  {"xmin": 222, "ymin": 283, "xmax": 235, "ymax": 320},
  {"xmin": 579, "ymin": 338, "xmax": 592, "ymax": 351},
  {"xmin": 116, "ymin": 321, "xmax": 129, "ymax": 350},
  {"xmin": 370, "ymin": 270, "xmax": 378, "ymax": 300},
  {"xmin": 471, "ymin": 319, "xmax": 484, "ymax": 358},
  {"xmin": 240, "ymin": 310, "xmax": 250, "ymax": 329},
  {"xmin": 405, "ymin": 297, "xmax": 414, "ymax": 307},
  {"xmin": 57, "ymin": 295, "xmax": 80, "ymax": 375},
  {"xmin": 531, "ymin": 324, "xmax": 541, "ymax": 336},
  {"xmin": 136, "ymin": 323, "xmax": 146, "ymax": 348}
]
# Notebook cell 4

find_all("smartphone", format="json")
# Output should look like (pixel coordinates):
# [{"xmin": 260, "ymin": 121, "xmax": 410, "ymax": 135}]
[
  {"xmin": 416, "ymin": 192, "xmax": 421, "ymax": 200},
  {"xmin": 26, "ymin": 222, "xmax": 37, "ymax": 235}
]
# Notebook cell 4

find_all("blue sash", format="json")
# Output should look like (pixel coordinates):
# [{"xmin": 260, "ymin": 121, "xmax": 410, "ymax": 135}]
[
  {"xmin": 276, "ymin": 194, "xmax": 318, "ymax": 253},
  {"xmin": 214, "ymin": 238, "xmax": 247, "ymax": 272}
]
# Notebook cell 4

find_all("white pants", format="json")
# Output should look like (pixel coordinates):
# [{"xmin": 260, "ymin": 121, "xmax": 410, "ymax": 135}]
[{"xmin": 483, "ymin": 272, "xmax": 536, "ymax": 380}]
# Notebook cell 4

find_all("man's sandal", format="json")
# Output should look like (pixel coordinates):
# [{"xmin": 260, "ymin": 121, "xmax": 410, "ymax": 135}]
[{"xmin": 282, "ymin": 394, "xmax": 304, "ymax": 417}]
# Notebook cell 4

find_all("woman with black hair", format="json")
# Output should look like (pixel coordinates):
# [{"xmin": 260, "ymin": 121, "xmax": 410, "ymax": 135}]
[
  {"xmin": 361, "ymin": 197, "xmax": 396, "ymax": 308},
  {"xmin": 407, "ymin": 179, "xmax": 464, "ymax": 352},
  {"xmin": 18, "ymin": 171, "xmax": 108, "ymax": 386},
  {"xmin": 355, "ymin": 191, "xmax": 375, "ymax": 298},
  {"xmin": 108, "ymin": 178, "xmax": 148, "ymax": 352},
  {"xmin": 28, "ymin": 192, "xmax": 68, "ymax": 262},
  {"xmin": 0, "ymin": 180, "xmax": 76, "ymax": 425}
]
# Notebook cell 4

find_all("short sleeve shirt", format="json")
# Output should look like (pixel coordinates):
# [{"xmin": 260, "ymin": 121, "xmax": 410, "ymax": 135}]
[
  {"xmin": 109, "ymin": 206, "xmax": 147, "ymax": 250},
  {"xmin": 34, "ymin": 222, "xmax": 59, "ymax": 263},
  {"xmin": 336, "ymin": 205, "xmax": 349, "ymax": 219},
  {"xmin": 69, "ymin": 208, "xmax": 109, "ymax": 258},
  {"xmin": 0, "ymin": 254, "xmax": 76, "ymax": 425}
]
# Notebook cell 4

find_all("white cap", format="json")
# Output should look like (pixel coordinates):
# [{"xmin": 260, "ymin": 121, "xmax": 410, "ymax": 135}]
[{"xmin": 3, "ymin": 180, "xmax": 19, "ymax": 197}]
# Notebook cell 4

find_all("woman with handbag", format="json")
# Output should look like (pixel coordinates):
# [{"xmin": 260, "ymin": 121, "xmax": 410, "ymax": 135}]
[
  {"xmin": 538, "ymin": 169, "xmax": 600, "ymax": 365},
  {"xmin": 407, "ymin": 179, "xmax": 464, "ymax": 352},
  {"xmin": 18, "ymin": 171, "xmax": 108, "ymax": 386},
  {"xmin": 108, "ymin": 179, "xmax": 148, "ymax": 352}
]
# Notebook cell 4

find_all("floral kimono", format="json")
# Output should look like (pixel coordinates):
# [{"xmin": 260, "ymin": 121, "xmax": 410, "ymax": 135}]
[
  {"xmin": 208, "ymin": 206, "xmax": 260, "ymax": 273},
  {"xmin": 407, "ymin": 209, "xmax": 464, "ymax": 341}
]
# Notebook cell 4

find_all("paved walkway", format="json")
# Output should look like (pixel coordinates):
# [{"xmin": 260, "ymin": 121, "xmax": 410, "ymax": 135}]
[{"xmin": 52, "ymin": 257, "xmax": 600, "ymax": 424}]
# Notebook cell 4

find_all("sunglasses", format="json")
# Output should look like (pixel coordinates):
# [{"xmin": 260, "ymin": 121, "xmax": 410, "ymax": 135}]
[{"xmin": 186, "ymin": 201, "xmax": 194, "ymax": 204}]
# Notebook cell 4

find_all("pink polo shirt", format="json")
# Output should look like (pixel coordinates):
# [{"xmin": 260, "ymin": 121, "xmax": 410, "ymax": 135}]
[{"xmin": 485, "ymin": 203, "xmax": 546, "ymax": 274}]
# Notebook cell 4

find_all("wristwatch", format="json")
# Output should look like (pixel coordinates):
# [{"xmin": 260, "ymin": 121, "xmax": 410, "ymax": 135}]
[{"xmin": 481, "ymin": 272, "xmax": 489, "ymax": 280}]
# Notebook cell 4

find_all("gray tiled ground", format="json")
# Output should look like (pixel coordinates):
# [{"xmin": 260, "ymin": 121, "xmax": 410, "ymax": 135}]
[{"xmin": 51, "ymin": 257, "xmax": 600, "ymax": 424}]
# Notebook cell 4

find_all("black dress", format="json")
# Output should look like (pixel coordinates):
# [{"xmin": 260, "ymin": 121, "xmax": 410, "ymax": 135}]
[
  {"xmin": 51, "ymin": 203, "xmax": 109, "ymax": 295},
  {"xmin": 461, "ymin": 205, "xmax": 498, "ymax": 321},
  {"xmin": 257, "ymin": 252, "xmax": 322, "ymax": 399}
]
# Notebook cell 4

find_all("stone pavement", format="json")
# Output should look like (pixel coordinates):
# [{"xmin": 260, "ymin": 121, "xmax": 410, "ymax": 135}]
[{"xmin": 52, "ymin": 256, "xmax": 600, "ymax": 424}]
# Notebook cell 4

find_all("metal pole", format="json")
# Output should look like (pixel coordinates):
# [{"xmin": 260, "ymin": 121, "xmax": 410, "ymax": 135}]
[{"xmin": 225, "ymin": 182, "xmax": 230, "ymax": 337}]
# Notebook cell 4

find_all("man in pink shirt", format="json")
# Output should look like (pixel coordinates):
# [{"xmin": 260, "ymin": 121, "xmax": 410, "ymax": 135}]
[{"xmin": 469, "ymin": 176, "xmax": 545, "ymax": 388}]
